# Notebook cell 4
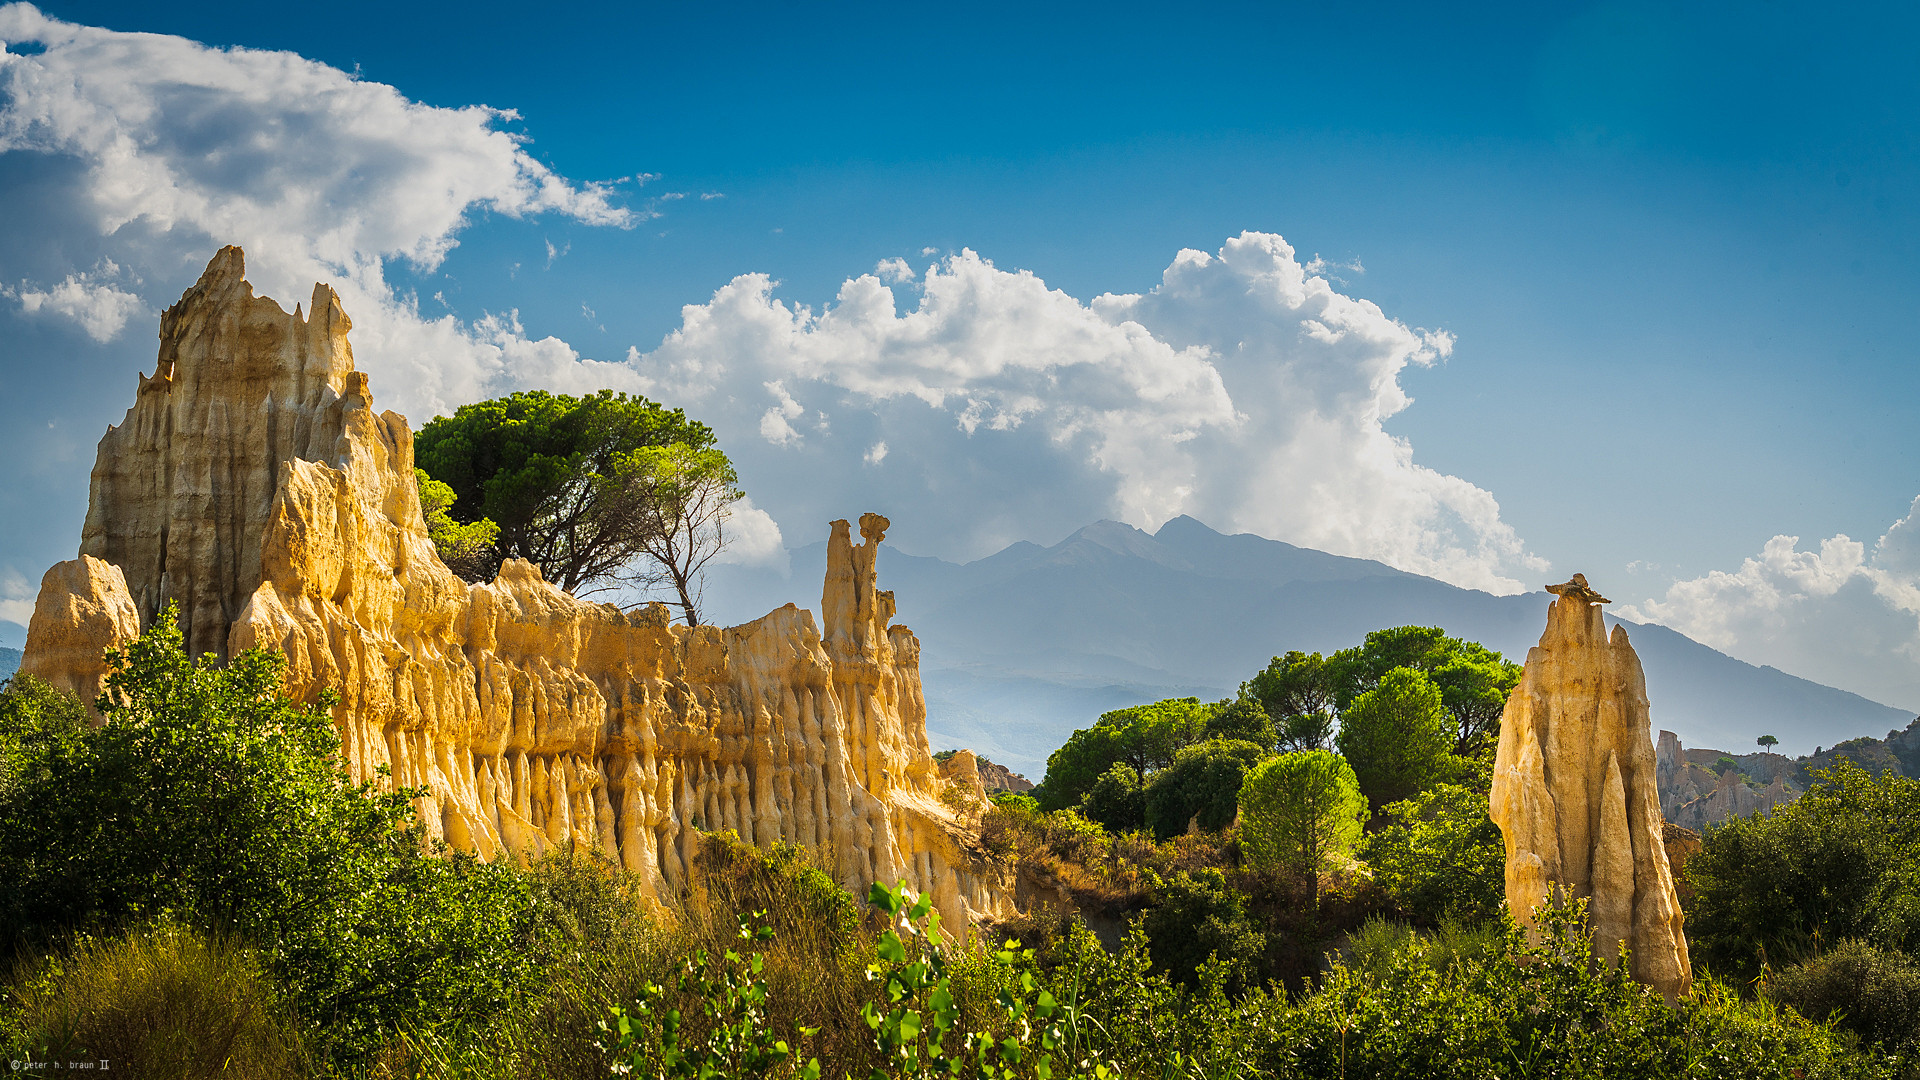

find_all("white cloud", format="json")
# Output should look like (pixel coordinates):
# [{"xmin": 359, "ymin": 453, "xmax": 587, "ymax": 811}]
[
  {"xmin": 8, "ymin": 267, "xmax": 143, "ymax": 340},
  {"xmin": 1622, "ymin": 495, "xmax": 1920, "ymax": 711},
  {"xmin": 0, "ymin": 3, "xmax": 639, "ymax": 420},
  {"xmin": 864, "ymin": 441, "xmax": 888, "ymax": 465},
  {"xmin": 630, "ymin": 233, "xmax": 1543, "ymax": 592},
  {"xmin": 713, "ymin": 497, "xmax": 787, "ymax": 571},
  {"xmin": 0, "ymin": 563, "xmax": 36, "ymax": 626},
  {"xmin": 876, "ymin": 258, "xmax": 913, "ymax": 284}
]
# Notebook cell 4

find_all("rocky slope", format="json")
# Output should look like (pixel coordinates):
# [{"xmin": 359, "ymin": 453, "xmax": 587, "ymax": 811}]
[{"xmin": 20, "ymin": 248, "xmax": 1009, "ymax": 927}]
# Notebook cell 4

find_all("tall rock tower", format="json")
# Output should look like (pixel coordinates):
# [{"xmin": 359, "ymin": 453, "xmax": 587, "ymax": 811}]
[{"xmin": 1489, "ymin": 574, "xmax": 1692, "ymax": 1001}]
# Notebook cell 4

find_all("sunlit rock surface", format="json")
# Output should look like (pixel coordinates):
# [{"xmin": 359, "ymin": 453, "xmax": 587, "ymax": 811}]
[
  {"xmin": 1490, "ymin": 574, "xmax": 1692, "ymax": 1001},
  {"xmin": 20, "ymin": 247, "xmax": 1010, "ymax": 927}
]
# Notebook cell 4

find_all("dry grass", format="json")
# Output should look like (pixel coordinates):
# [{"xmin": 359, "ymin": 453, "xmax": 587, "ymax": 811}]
[{"xmin": 3, "ymin": 923, "xmax": 309, "ymax": 1079}]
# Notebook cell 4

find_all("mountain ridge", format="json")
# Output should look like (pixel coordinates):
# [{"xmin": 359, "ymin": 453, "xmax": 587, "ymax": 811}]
[{"xmin": 706, "ymin": 517, "xmax": 1915, "ymax": 774}]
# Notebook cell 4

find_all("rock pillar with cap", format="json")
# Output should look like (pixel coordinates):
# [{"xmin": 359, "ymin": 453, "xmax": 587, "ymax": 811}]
[{"xmin": 1489, "ymin": 574, "xmax": 1692, "ymax": 1001}]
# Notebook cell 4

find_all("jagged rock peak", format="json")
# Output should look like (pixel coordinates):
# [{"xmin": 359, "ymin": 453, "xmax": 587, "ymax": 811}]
[
  {"xmin": 1490, "ymin": 574, "xmax": 1692, "ymax": 1001},
  {"xmin": 21, "ymin": 248, "xmax": 1010, "ymax": 929}
]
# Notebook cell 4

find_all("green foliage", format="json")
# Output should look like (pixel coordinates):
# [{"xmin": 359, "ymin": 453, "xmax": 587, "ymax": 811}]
[
  {"xmin": 1078, "ymin": 762, "xmax": 1145, "ymax": 833},
  {"xmin": 1360, "ymin": 780, "xmax": 1506, "ymax": 924},
  {"xmin": 1035, "ymin": 697, "xmax": 1211, "ymax": 811},
  {"xmin": 0, "ymin": 603, "xmax": 545, "ymax": 1066},
  {"xmin": 1243, "ymin": 651, "xmax": 1337, "ymax": 752},
  {"xmin": 1140, "ymin": 868, "xmax": 1267, "ymax": 992},
  {"xmin": 599, "ymin": 913, "xmax": 821, "ymax": 1080},
  {"xmin": 1334, "ymin": 666, "xmax": 1457, "ymax": 809},
  {"xmin": 1686, "ymin": 762, "xmax": 1920, "ymax": 978},
  {"xmin": 2, "ymin": 922, "xmax": 309, "ymax": 1078},
  {"xmin": 0, "ymin": 672, "xmax": 87, "ymax": 798},
  {"xmin": 1201, "ymin": 695, "xmax": 1277, "ymax": 748},
  {"xmin": 1768, "ymin": 939, "xmax": 1920, "ymax": 1055},
  {"xmin": 416, "ymin": 467, "xmax": 501, "ymax": 580},
  {"xmin": 858, "ymin": 880, "xmax": 1115, "ymax": 1080},
  {"xmin": 1342, "ymin": 915, "xmax": 1504, "ymax": 983},
  {"xmin": 1238, "ymin": 750, "xmax": 1367, "ymax": 905},
  {"xmin": 1759, "ymin": 734, "xmax": 1780, "ymax": 753},
  {"xmin": 413, "ymin": 389, "xmax": 724, "ymax": 595},
  {"xmin": 601, "ymin": 441, "xmax": 743, "ymax": 625},
  {"xmin": 1142, "ymin": 737, "xmax": 1268, "ymax": 840},
  {"xmin": 1269, "ymin": 902, "xmax": 1888, "ymax": 1079}
]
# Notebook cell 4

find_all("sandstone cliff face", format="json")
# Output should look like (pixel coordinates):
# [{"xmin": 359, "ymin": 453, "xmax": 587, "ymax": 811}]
[
  {"xmin": 1655, "ymin": 729, "xmax": 1800, "ymax": 831},
  {"xmin": 21, "ymin": 248, "xmax": 1009, "ymax": 928},
  {"xmin": 1489, "ymin": 575, "xmax": 1692, "ymax": 1001}
]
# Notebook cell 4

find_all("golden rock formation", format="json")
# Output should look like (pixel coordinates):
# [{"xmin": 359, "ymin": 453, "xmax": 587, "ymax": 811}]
[
  {"xmin": 20, "ymin": 247, "xmax": 1009, "ymax": 928},
  {"xmin": 1489, "ymin": 574, "xmax": 1692, "ymax": 1001}
]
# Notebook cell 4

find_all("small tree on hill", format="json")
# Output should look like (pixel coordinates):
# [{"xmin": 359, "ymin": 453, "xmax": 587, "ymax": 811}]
[
  {"xmin": 1759, "ymin": 734, "xmax": 1780, "ymax": 755},
  {"xmin": 1239, "ymin": 750, "xmax": 1368, "ymax": 911}
]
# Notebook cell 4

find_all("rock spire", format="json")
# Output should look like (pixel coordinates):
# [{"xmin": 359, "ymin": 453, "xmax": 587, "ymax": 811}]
[
  {"xmin": 20, "ymin": 247, "xmax": 1009, "ymax": 928},
  {"xmin": 1489, "ymin": 574, "xmax": 1692, "ymax": 1001}
]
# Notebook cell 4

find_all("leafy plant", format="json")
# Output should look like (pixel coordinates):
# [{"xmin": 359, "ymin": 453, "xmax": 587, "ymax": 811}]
[{"xmin": 599, "ymin": 913, "xmax": 821, "ymax": 1080}]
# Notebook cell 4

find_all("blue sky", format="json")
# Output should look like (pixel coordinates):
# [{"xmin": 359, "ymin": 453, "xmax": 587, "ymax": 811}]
[{"xmin": 2, "ymin": 1, "xmax": 1918, "ymax": 710}]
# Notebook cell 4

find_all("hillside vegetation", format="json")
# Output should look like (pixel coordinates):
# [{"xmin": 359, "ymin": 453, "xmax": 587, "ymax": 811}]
[{"xmin": 1, "ymin": 615, "xmax": 1914, "ymax": 1077}]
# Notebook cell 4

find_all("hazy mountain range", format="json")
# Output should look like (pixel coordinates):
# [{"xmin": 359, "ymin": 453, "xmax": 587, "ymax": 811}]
[
  {"xmin": 705, "ymin": 516, "xmax": 1914, "ymax": 777},
  {"xmin": 0, "ymin": 647, "xmax": 19, "ymax": 683}
]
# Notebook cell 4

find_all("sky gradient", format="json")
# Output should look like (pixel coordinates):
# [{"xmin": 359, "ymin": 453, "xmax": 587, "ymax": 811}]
[{"xmin": 1, "ymin": 1, "xmax": 1917, "ymax": 711}]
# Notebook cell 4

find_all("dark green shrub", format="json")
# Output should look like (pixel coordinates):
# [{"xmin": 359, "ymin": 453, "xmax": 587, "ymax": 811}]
[
  {"xmin": 1080, "ymin": 762, "xmax": 1146, "ymax": 832},
  {"xmin": 1142, "ymin": 738, "xmax": 1267, "ymax": 840},
  {"xmin": 1769, "ymin": 939, "xmax": 1920, "ymax": 1054},
  {"xmin": 0, "ymin": 603, "xmax": 546, "ymax": 1066},
  {"xmin": 1686, "ymin": 761, "xmax": 1920, "ymax": 977},
  {"xmin": 1139, "ymin": 868, "xmax": 1266, "ymax": 990}
]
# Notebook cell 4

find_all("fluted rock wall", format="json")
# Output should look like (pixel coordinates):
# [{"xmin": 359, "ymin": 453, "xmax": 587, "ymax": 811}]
[
  {"xmin": 1489, "ymin": 575, "xmax": 1691, "ymax": 1001},
  {"xmin": 21, "ymin": 248, "xmax": 1009, "ymax": 928}
]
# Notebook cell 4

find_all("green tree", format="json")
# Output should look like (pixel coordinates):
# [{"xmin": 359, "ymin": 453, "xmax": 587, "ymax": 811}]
[
  {"xmin": 1334, "ymin": 666, "xmax": 1456, "ymax": 810},
  {"xmin": 1239, "ymin": 750, "xmax": 1367, "ymax": 910},
  {"xmin": 601, "ymin": 442, "xmax": 742, "ymax": 625},
  {"xmin": 1035, "ymin": 697, "xmax": 1212, "ymax": 811},
  {"xmin": 1758, "ymin": 734, "xmax": 1780, "ymax": 754},
  {"xmin": 1143, "ymin": 738, "xmax": 1268, "ymax": 840},
  {"xmin": 413, "ymin": 389, "xmax": 730, "ymax": 603},
  {"xmin": 1243, "ymin": 651, "xmax": 1337, "ymax": 752},
  {"xmin": 416, "ymin": 467, "xmax": 500, "ymax": 580},
  {"xmin": 1202, "ymin": 695, "xmax": 1277, "ymax": 749},
  {"xmin": 1080, "ymin": 762, "xmax": 1147, "ymax": 833},
  {"xmin": 1360, "ymin": 781, "xmax": 1506, "ymax": 924},
  {"xmin": 1321, "ymin": 627, "xmax": 1521, "ymax": 756},
  {"xmin": 0, "ymin": 603, "xmax": 544, "ymax": 1064}
]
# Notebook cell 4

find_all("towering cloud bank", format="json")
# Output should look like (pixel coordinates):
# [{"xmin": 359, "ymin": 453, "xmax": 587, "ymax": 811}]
[
  {"xmin": 21, "ymin": 249, "xmax": 1006, "ymax": 926},
  {"xmin": 634, "ymin": 234, "xmax": 1545, "ymax": 592}
]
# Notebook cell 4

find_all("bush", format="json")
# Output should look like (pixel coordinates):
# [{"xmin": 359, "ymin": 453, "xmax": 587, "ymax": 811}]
[
  {"xmin": 1769, "ymin": 939, "xmax": 1920, "ymax": 1055},
  {"xmin": 1143, "ymin": 738, "xmax": 1268, "ymax": 840},
  {"xmin": 1686, "ymin": 761, "xmax": 1920, "ymax": 977},
  {"xmin": 1, "ymin": 923, "xmax": 308, "ymax": 1078},
  {"xmin": 1080, "ymin": 761, "xmax": 1146, "ymax": 833},
  {"xmin": 1140, "ymin": 868, "xmax": 1267, "ymax": 991},
  {"xmin": 0, "ymin": 602, "xmax": 547, "ymax": 1066},
  {"xmin": 1360, "ymin": 780, "xmax": 1506, "ymax": 924}
]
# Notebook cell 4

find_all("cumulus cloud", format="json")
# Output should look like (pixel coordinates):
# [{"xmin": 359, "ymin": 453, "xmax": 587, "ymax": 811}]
[
  {"xmin": 0, "ymin": 563, "xmax": 36, "ymax": 627},
  {"xmin": 0, "ymin": 2, "xmax": 639, "ymax": 418},
  {"xmin": 7, "ymin": 265, "xmax": 143, "ymax": 340},
  {"xmin": 630, "ymin": 234, "xmax": 1543, "ymax": 592},
  {"xmin": 1621, "ymin": 496, "xmax": 1920, "ymax": 711}
]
